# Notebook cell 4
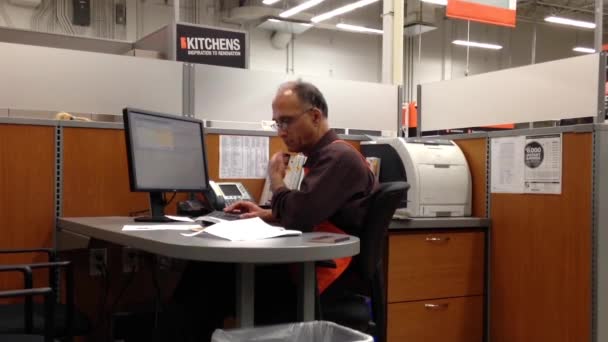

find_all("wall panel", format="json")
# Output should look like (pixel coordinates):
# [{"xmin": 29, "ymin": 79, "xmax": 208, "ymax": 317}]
[
  {"xmin": 0, "ymin": 42, "xmax": 182, "ymax": 116},
  {"xmin": 421, "ymin": 54, "xmax": 600, "ymax": 131},
  {"xmin": 490, "ymin": 132, "xmax": 592, "ymax": 342},
  {"xmin": 454, "ymin": 138, "xmax": 487, "ymax": 217},
  {"xmin": 0, "ymin": 124, "xmax": 55, "ymax": 296}
]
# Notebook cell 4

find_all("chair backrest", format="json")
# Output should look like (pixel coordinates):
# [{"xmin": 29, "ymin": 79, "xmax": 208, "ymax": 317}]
[
  {"xmin": 357, "ymin": 181, "xmax": 409, "ymax": 280},
  {"xmin": 358, "ymin": 182, "xmax": 408, "ymax": 342}
]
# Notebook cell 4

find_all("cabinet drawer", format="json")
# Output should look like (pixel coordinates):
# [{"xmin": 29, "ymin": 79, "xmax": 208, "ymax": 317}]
[
  {"xmin": 388, "ymin": 231, "xmax": 484, "ymax": 302},
  {"xmin": 388, "ymin": 296, "xmax": 483, "ymax": 342}
]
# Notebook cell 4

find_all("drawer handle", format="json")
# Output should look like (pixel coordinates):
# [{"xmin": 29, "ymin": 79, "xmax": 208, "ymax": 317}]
[
  {"xmin": 425, "ymin": 236, "xmax": 450, "ymax": 243},
  {"xmin": 424, "ymin": 303, "xmax": 449, "ymax": 310}
]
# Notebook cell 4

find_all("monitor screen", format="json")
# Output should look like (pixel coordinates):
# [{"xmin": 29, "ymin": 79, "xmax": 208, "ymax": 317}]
[{"xmin": 123, "ymin": 108, "xmax": 208, "ymax": 192}]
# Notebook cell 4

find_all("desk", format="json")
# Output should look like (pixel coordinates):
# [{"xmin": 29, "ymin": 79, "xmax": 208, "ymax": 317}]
[
  {"xmin": 57, "ymin": 216, "xmax": 360, "ymax": 327},
  {"xmin": 389, "ymin": 217, "xmax": 490, "ymax": 230}
]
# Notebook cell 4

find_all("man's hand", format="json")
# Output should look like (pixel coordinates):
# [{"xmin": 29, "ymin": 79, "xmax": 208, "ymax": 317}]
[
  {"xmin": 269, "ymin": 152, "xmax": 289, "ymax": 191},
  {"xmin": 224, "ymin": 201, "xmax": 274, "ymax": 221}
]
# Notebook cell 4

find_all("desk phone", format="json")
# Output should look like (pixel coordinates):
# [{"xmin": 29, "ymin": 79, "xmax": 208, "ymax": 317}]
[{"xmin": 209, "ymin": 181, "xmax": 254, "ymax": 209}]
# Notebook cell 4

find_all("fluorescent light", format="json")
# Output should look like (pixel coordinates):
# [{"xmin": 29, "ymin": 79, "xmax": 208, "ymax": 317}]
[
  {"xmin": 263, "ymin": 0, "xmax": 281, "ymax": 4},
  {"xmin": 336, "ymin": 23, "xmax": 383, "ymax": 34},
  {"xmin": 311, "ymin": 0, "xmax": 380, "ymax": 23},
  {"xmin": 421, "ymin": 0, "xmax": 447, "ymax": 5},
  {"xmin": 269, "ymin": 17, "xmax": 313, "ymax": 26},
  {"xmin": 544, "ymin": 16, "xmax": 595, "ymax": 29},
  {"xmin": 573, "ymin": 46, "xmax": 596, "ymax": 53},
  {"xmin": 279, "ymin": 0, "xmax": 326, "ymax": 18},
  {"xmin": 452, "ymin": 40, "xmax": 502, "ymax": 50}
]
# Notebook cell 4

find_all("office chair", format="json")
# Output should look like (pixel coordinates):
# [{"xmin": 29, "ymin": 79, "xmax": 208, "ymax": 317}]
[
  {"xmin": 0, "ymin": 249, "xmax": 91, "ymax": 342},
  {"xmin": 0, "ymin": 264, "xmax": 53, "ymax": 342},
  {"xmin": 319, "ymin": 181, "xmax": 409, "ymax": 342}
]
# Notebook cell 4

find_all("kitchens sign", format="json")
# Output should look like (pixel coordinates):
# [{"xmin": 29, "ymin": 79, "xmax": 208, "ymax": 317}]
[{"xmin": 176, "ymin": 23, "xmax": 247, "ymax": 69}]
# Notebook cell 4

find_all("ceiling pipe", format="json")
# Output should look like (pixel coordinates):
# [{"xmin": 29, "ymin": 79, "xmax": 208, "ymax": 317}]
[{"xmin": 527, "ymin": 1, "xmax": 608, "ymax": 16}]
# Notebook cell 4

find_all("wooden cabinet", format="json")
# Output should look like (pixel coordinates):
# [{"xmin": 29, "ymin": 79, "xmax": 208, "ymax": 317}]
[
  {"xmin": 387, "ymin": 230, "xmax": 485, "ymax": 342},
  {"xmin": 388, "ymin": 296, "xmax": 483, "ymax": 342}
]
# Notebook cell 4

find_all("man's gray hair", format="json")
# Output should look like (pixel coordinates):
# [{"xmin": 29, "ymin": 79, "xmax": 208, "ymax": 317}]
[{"xmin": 282, "ymin": 80, "xmax": 329, "ymax": 118}]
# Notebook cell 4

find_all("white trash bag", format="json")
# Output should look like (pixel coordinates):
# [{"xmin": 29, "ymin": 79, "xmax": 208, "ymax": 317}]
[{"xmin": 211, "ymin": 320, "xmax": 373, "ymax": 342}]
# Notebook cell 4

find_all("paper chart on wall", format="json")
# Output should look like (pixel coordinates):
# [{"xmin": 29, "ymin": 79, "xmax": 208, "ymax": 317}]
[
  {"xmin": 490, "ymin": 136, "xmax": 525, "ymax": 193},
  {"xmin": 523, "ymin": 134, "xmax": 562, "ymax": 194},
  {"xmin": 219, "ymin": 135, "xmax": 269, "ymax": 179}
]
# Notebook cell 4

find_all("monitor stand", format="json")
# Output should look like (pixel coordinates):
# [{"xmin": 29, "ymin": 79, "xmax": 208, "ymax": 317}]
[{"xmin": 133, "ymin": 192, "xmax": 172, "ymax": 222}]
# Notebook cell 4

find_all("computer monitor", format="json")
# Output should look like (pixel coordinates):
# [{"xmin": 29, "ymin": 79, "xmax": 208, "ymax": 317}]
[{"xmin": 123, "ymin": 108, "xmax": 209, "ymax": 221}]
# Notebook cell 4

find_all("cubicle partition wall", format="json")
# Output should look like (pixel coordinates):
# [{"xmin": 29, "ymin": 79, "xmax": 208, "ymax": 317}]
[
  {"xmin": 62, "ymin": 124, "xmax": 148, "ymax": 217},
  {"xmin": 413, "ymin": 127, "xmax": 598, "ymax": 342},
  {"xmin": 488, "ymin": 127, "xmax": 594, "ymax": 342},
  {"xmin": 60, "ymin": 122, "xmax": 190, "ymax": 218},
  {"xmin": 418, "ymin": 53, "xmax": 605, "ymax": 133},
  {"xmin": 0, "ymin": 42, "xmax": 184, "ymax": 117},
  {"xmin": 452, "ymin": 136, "xmax": 488, "ymax": 218},
  {"xmin": 0, "ymin": 119, "xmax": 56, "ymax": 301},
  {"xmin": 593, "ymin": 126, "xmax": 608, "ymax": 342},
  {"xmin": 193, "ymin": 64, "xmax": 400, "ymax": 133},
  {"xmin": 0, "ymin": 41, "xmax": 399, "ymax": 130}
]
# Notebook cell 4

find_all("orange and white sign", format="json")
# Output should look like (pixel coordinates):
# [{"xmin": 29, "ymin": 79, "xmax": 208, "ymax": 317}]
[{"xmin": 447, "ymin": 0, "xmax": 516, "ymax": 27}]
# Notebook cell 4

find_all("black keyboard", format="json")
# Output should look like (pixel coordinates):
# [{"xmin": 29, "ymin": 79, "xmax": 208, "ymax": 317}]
[
  {"xmin": 203, "ymin": 210, "xmax": 242, "ymax": 221},
  {"xmin": 134, "ymin": 216, "xmax": 176, "ymax": 223}
]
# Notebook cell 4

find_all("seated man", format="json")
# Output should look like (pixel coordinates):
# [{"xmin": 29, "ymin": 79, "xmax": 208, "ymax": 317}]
[
  {"xmin": 227, "ymin": 79, "xmax": 377, "ymax": 292},
  {"xmin": 170, "ymin": 80, "xmax": 377, "ymax": 341}
]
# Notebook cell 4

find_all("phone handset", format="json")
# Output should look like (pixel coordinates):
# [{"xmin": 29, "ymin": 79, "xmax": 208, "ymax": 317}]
[{"xmin": 208, "ymin": 181, "xmax": 254, "ymax": 210}]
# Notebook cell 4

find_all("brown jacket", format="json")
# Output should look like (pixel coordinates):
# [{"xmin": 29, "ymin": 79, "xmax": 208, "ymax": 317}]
[{"xmin": 271, "ymin": 131, "xmax": 377, "ymax": 234}]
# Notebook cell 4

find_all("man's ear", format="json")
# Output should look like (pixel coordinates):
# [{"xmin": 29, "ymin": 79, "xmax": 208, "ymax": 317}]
[{"xmin": 311, "ymin": 108, "xmax": 323, "ymax": 124}]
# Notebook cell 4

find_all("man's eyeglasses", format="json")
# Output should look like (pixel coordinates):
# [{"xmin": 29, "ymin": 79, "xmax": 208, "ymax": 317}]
[{"xmin": 271, "ymin": 107, "xmax": 313, "ymax": 131}]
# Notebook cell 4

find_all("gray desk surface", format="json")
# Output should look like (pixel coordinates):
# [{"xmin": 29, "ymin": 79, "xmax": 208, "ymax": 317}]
[
  {"xmin": 389, "ymin": 217, "xmax": 490, "ymax": 230},
  {"xmin": 58, "ymin": 216, "xmax": 360, "ymax": 263}
]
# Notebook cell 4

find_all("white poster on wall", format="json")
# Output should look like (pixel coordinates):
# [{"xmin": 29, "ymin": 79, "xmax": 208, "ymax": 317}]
[
  {"xmin": 490, "ymin": 136, "xmax": 525, "ymax": 193},
  {"xmin": 523, "ymin": 134, "xmax": 562, "ymax": 194},
  {"xmin": 219, "ymin": 135, "xmax": 269, "ymax": 179}
]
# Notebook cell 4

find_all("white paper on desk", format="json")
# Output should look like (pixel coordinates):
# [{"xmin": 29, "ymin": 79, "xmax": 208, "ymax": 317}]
[
  {"xmin": 219, "ymin": 135, "xmax": 269, "ymax": 179},
  {"xmin": 193, "ymin": 215, "xmax": 226, "ymax": 224},
  {"xmin": 165, "ymin": 215, "xmax": 195, "ymax": 222},
  {"xmin": 181, "ymin": 217, "xmax": 301, "ymax": 241},
  {"xmin": 122, "ymin": 224, "xmax": 201, "ymax": 231}
]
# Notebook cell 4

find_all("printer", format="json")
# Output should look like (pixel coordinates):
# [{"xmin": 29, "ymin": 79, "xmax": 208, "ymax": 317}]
[{"xmin": 361, "ymin": 138, "xmax": 472, "ymax": 218}]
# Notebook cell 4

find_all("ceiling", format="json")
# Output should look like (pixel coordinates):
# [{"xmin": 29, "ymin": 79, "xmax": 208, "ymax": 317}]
[
  {"xmin": 240, "ymin": 0, "xmax": 606, "ymax": 30},
  {"xmin": 517, "ymin": 0, "xmax": 603, "ymax": 21}
]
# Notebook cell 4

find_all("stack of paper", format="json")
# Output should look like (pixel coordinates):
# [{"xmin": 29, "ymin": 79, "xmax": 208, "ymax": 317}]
[
  {"xmin": 182, "ymin": 217, "xmax": 301, "ymax": 241},
  {"xmin": 259, "ymin": 154, "xmax": 307, "ymax": 206},
  {"xmin": 285, "ymin": 154, "xmax": 307, "ymax": 189}
]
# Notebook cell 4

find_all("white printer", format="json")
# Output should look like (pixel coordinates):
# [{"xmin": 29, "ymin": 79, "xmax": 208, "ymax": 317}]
[{"xmin": 361, "ymin": 138, "xmax": 472, "ymax": 218}]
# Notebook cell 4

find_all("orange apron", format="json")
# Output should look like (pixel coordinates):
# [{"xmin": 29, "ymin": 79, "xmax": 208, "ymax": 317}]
[{"xmin": 305, "ymin": 140, "xmax": 370, "ymax": 294}]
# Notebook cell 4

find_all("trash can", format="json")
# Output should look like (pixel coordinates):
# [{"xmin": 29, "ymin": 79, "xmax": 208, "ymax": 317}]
[{"xmin": 211, "ymin": 320, "xmax": 373, "ymax": 342}]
